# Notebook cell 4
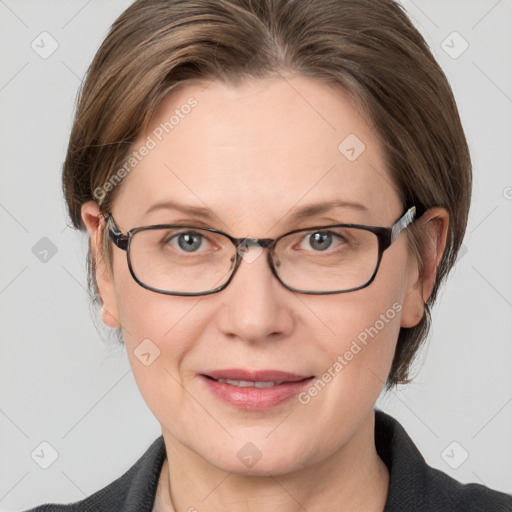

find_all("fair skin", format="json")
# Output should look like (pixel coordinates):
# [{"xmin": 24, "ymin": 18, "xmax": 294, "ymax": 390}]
[{"xmin": 82, "ymin": 75, "xmax": 448, "ymax": 512}]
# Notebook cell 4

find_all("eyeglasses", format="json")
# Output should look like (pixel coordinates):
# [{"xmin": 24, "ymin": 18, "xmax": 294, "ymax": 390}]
[{"xmin": 103, "ymin": 206, "xmax": 419, "ymax": 296}]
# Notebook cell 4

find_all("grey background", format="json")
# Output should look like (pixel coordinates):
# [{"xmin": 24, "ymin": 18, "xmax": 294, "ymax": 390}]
[{"xmin": 0, "ymin": 0, "xmax": 511, "ymax": 510}]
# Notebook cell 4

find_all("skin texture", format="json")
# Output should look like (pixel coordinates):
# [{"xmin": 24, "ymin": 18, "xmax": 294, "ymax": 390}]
[{"xmin": 82, "ymin": 75, "xmax": 448, "ymax": 512}]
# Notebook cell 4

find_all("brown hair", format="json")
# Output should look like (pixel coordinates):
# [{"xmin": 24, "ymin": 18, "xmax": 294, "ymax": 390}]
[{"xmin": 62, "ymin": 0, "xmax": 471, "ymax": 389}]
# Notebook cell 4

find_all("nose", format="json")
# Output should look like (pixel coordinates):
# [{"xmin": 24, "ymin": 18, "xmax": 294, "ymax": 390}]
[{"xmin": 216, "ymin": 244, "xmax": 295, "ymax": 343}]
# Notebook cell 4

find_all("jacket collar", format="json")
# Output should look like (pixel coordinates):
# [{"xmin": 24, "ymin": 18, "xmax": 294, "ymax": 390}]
[{"xmin": 375, "ymin": 408, "xmax": 432, "ymax": 511}]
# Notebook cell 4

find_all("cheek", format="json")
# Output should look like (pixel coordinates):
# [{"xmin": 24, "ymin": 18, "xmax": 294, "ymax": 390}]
[
  {"xmin": 300, "ymin": 252, "xmax": 408, "ymax": 406},
  {"xmin": 111, "ymin": 248, "xmax": 203, "ymax": 344},
  {"xmin": 117, "ymin": 288, "xmax": 207, "ymax": 372},
  {"xmin": 283, "ymin": 297, "xmax": 402, "ymax": 463},
  {"xmin": 308, "ymin": 291, "xmax": 403, "ymax": 389},
  {"xmin": 318, "ymin": 250, "xmax": 405, "ymax": 352},
  {"xmin": 110, "ymin": 257, "xmax": 210, "ymax": 403},
  {"xmin": 116, "ymin": 290, "xmax": 212, "ymax": 432}
]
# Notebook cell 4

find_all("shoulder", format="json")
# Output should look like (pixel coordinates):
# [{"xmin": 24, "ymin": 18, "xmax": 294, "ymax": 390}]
[
  {"xmin": 375, "ymin": 409, "xmax": 512, "ymax": 512},
  {"xmin": 23, "ymin": 436, "xmax": 166, "ymax": 512},
  {"xmin": 421, "ymin": 466, "xmax": 512, "ymax": 512}
]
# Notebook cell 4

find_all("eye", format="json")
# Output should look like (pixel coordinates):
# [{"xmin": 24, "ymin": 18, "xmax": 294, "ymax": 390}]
[
  {"xmin": 299, "ymin": 230, "xmax": 346, "ymax": 252},
  {"xmin": 165, "ymin": 230, "xmax": 211, "ymax": 253}
]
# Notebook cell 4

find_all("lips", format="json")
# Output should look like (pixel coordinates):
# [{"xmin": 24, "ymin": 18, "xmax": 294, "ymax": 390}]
[
  {"xmin": 203, "ymin": 369, "xmax": 311, "ymax": 384},
  {"xmin": 200, "ymin": 369, "xmax": 315, "ymax": 410}
]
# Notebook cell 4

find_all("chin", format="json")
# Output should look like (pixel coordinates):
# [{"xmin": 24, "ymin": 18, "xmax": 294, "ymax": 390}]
[
  {"xmin": 211, "ymin": 453, "xmax": 308, "ymax": 477},
  {"xmin": 194, "ymin": 436, "xmax": 317, "ymax": 477}
]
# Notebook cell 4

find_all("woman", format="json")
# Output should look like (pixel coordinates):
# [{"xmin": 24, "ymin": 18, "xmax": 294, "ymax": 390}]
[{"xmin": 25, "ymin": 0, "xmax": 512, "ymax": 510}]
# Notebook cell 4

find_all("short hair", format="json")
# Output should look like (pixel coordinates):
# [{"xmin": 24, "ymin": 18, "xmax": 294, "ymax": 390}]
[{"xmin": 62, "ymin": 0, "xmax": 472, "ymax": 389}]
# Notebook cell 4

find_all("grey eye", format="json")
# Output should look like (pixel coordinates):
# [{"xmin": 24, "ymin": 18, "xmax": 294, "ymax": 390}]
[
  {"xmin": 301, "ymin": 231, "xmax": 345, "ymax": 252},
  {"xmin": 308, "ymin": 232, "xmax": 333, "ymax": 251},
  {"xmin": 165, "ymin": 231, "xmax": 206, "ymax": 253}
]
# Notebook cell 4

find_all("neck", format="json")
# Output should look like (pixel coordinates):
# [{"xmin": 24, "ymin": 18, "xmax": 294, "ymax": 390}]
[{"xmin": 158, "ymin": 411, "xmax": 389, "ymax": 512}]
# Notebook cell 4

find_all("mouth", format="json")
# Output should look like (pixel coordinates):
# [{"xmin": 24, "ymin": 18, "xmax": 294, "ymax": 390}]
[
  {"xmin": 200, "ymin": 369, "xmax": 315, "ymax": 410},
  {"xmin": 204, "ymin": 377, "xmax": 288, "ymax": 388}
]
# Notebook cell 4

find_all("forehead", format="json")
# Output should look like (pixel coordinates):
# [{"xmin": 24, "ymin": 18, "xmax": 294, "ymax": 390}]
[{"xmin": 113, "ymin": 76, "xmax": 401, "ymax": 234}]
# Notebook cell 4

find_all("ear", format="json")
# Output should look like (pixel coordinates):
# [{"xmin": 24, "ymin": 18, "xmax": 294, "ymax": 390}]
[
  {"xmin": 81, "ymin": 201, "xmax": 121, "ymax": 329},
  {"xmin": 400, "ymin": 207, "xmax": 449, "ymax": 328}
]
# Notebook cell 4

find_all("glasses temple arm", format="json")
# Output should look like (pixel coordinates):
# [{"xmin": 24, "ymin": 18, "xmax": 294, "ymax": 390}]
[
  {"xmin": 104, "ymin": 214, "xmax": 128, "ymax": 250},
  {"xmin": 391, "ymin": 206, "xmax": 417, "ymax": 243}
]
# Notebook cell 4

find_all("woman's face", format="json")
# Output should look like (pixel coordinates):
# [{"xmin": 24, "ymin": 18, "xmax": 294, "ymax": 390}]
[{"xmin": 86, "ymin": 75, "xmax": 425, "ymax": 474}]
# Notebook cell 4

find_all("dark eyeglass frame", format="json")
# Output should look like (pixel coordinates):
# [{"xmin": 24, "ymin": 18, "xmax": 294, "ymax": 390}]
[{"xmin": 103, "ymin": 205, "xmax": 422, "ymax": 296}]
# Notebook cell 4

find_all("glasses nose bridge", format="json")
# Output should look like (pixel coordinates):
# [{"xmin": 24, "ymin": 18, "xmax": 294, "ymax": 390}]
[
  {"xmin": 234, "ymin": 236, "xmax": 274, "ymax": 253},
  {"xmin": 231, "ymin": 236, "xmax": 277, "ymax": 276},
  {"xmin": 228, "ymin": 236, "xmax": 279, "ymax": 290}
]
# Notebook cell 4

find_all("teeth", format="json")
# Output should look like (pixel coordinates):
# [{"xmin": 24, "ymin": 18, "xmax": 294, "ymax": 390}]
[{"xmin": 216, "ymin": 378, "xmax": 283, "ymax": 388}]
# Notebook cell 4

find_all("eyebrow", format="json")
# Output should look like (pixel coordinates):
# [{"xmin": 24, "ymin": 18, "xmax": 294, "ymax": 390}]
[
  {"xmin": 143, "ymin": 199, "xmax": 368, "ymax": 224},
  {"xmin": 284, "ymin": 199, "xmax": 368, "ymax": 223}
]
